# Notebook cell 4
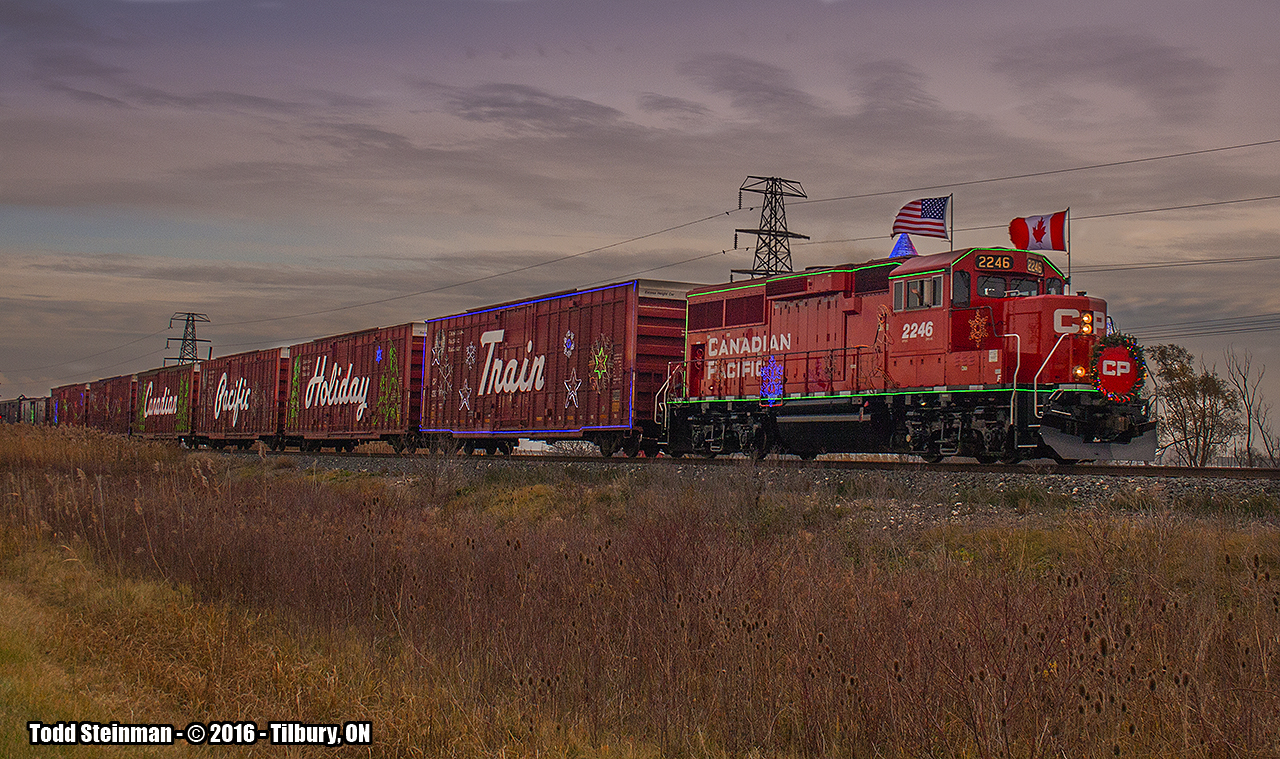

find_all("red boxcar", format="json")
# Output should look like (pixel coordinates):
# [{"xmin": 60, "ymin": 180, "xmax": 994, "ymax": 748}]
[
  {"xmin": 134, "ymin": 364, "xmax": 200, "ymax": 440},
  {"xmin": 50, "ymin": 383, "xmax": 88, "ymax": 427},
  {"xmin": 86, "ymin": 374, "xmax": 136, "ymax": 435},
  {"xmin": 0, "ymin": 399, "xmax": 18, "ymax": 424},
  {"xmin": 194, "ymin": 348, "xmax": 290, "ymax": 449},
  {"xmin": 283, "ymin": 323, "xmax": 426, "ymax": 452},
  {"xmin": 420, "ymin": 280, "xmax": 693, "ymax": 456}
]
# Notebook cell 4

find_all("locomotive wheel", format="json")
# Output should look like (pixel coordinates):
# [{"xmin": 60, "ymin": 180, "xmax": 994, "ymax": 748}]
[
  {"xmin": 750, "ymin": 427, "xmax": 774, "ymax": 461},
  {"xmin": 495, "ymin": 440, "xmax": 514, "ymax": 456},
  {"xmin": 461, "ymin": 441, "xmax": 476, "ymax": 455},
  {"xmin": 921, "ymin": 453, "xmax": 944, "ymax": 464}
]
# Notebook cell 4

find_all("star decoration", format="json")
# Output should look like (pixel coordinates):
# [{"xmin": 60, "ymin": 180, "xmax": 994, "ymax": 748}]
[
  {"xmin": 589, "ymin": 335, "xmax": 613, "ymax": 390},
  {"xmin": 458, "ymin": 378, "xmax": 472, "ymax": 411},
  {"xmin": 564, "ymin": 370, "xmax": 581, "ymax": 408}
]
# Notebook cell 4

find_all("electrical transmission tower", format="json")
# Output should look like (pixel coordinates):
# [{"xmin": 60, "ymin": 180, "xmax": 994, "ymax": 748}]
[
  {"xmin": 733, "ymin": 176, "xmax": 810, "ymax": 278},
  {"xmin": 165, "ymin": 312, "xmax": 211, "ymax": 365}
]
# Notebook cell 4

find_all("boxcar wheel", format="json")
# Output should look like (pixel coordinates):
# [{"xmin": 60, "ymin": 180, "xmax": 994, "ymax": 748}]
[{"xmin": 597, "ymin": 434, "xmax": 621, "ymax": 458}]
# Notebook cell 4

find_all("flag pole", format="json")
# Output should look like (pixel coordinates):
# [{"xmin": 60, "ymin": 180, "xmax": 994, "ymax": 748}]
[
  {"xmin": 1065, "ymin": 207, "xmax": 1072, "ymax": 295},
  {"xmin": 949, "ymin": 193, "xmax": 955, "ymax": 250}
]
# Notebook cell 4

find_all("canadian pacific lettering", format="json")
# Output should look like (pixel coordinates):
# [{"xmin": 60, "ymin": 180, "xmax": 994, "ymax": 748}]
[
  {"xmin": 706, "ymin": 332, "xmax": 791, "ymax": 358},
  {"xmin": 212, "ymin": 373, "xmax": 252, "ymax": 425},
  {"xmin": 142, "ymin": 382, "xmax": 178, "ymax": 418},
  {"xmin": 304, "ymin": 356, "xmax": 370, "ymax": 420}
]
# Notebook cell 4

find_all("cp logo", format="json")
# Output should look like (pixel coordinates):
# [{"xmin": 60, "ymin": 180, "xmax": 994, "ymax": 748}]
[
  {"xmin": 1101, "ymin": 359, "xmax": 1132, "ymax": 377},
  {"xmin": 1095, "ymin": 346, "xmax": 1140, "ymax": 398}
]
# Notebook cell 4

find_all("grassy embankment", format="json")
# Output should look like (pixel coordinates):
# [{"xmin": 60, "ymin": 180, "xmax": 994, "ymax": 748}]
[{"xmin": 2, "ymin": 423, "xmax": 1279, "ymax": 757}]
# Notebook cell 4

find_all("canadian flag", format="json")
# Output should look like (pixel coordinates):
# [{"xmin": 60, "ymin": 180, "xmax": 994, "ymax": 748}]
[{"xmin": 1009, "ymin": 210, "xmax": 1067, "ymax": 251}]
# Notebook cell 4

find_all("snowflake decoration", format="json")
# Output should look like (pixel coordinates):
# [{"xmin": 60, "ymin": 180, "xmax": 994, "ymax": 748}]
[
  {"xmin": 431, "ymin": 366, "xmax": 453, "ymax": 400},
  {"xmin": 431, "ymin": 331, "xmax": 446, "ymax": 367},
  {"xmin": 969, "ymin": 312, "xmax": 990, "ymax": 343},
  {"xmin": 465, "ymin": 342, "xmax": 477, "ymax": 369},
  {"xmin": 564, "ymin": 369, "xmax": 581, "ymax": 408},
  {"xmin": 760, "ymin": 355, "xmax": 784, "ymax": 406},
  {"xmin": 589, "ymin": 335, "xmax": 613, "ymax": 390},
  {"xmin": 563, "ymin": 330, "xmax": 575, "ymax": 358},
  {"xmin": 458, "ymin": 377, "xmax": 472, "ymax": 411}
]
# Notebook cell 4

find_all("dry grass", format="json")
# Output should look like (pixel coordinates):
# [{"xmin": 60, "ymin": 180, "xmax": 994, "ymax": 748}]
[{"xmin": 2, "ymin": 424, "xmax": 1280, "ymax": 757}]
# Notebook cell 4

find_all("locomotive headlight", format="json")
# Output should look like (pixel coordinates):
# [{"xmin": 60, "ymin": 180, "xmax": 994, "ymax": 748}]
[
  {"xmin": 1074, "ymin": 365, "xmax": 1088, "ymax": 378},
  {"xmin": 1080, "ymin": 313, "xmax": 1093, "ymax": 335}
]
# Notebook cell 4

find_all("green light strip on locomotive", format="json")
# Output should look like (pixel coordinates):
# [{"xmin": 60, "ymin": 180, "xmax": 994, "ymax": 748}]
[
  {"xmin": 887, "ymin": 267, "xmax": 947, "ymax": 280},
  {"xmin": 669, "ymin": 384, "xmax": 1103, "ymax": 405},
  {"xmin": 948, "ymin": 247, "xmax": 1068, "ymax": 279}
]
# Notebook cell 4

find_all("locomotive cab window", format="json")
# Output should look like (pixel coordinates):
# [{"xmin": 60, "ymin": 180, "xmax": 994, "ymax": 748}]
[
  {"xmin": 952, "ymin": 270, "xmax": 970, "ymax": 307},
  {"xmin": 976, "ymin": 275, "xmax": 1005, "ymax": 298},
  {"xmin": 1007, "ymin": 277, "xmax": 1039, "ymax": 297},
  {"xmin": 977, "ymin": 275, "xmax": 1038, "ymax": 298},
  {"xmin": 1046, "ymin": 277, "xmax": 1064, "ymax": 295},
  {"xmin": 894, "ymin": 274, "xmax": 943, "ymax": 311}
]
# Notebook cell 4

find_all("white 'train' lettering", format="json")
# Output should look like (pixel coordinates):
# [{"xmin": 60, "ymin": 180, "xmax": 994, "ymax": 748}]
[{"xmin": 477, "ymin": 330, "xmax": 546, "ymax": 396}]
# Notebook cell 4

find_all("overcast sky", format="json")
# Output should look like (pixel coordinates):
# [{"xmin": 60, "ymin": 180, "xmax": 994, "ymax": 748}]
[{"xmin": 3, "ymin": 0, "xmax": 1280, "ymax": 404}]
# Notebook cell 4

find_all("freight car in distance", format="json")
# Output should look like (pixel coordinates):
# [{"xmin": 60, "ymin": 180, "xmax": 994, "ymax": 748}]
[
  {"xmin": 0, "ymin": 395, "xmax": 49, "ymax": 425},
  {"xmin": 419, "ymin": 280, "xmax": 694, "ymax": 457}
]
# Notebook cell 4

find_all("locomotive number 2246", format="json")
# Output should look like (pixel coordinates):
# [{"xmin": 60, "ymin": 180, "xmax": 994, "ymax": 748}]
[{"xmin": 902, "ymin": 321, "xmax": 935, "ymax": 340}]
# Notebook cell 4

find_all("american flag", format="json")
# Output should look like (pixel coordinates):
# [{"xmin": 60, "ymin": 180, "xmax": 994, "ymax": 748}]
[{"xmin": 892, "ymin": 196, "xmax": 949, "ymax": 239}]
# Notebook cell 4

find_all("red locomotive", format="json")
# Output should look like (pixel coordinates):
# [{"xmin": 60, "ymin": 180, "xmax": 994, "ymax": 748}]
[{"xmin": 661, "ymin": 247, "xmax": 1154, "ymax": 462}]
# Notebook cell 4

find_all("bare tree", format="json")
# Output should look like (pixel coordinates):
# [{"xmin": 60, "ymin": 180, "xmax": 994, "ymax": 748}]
[
  {"xmin": 1224, "ymin": 346, "xmax": 1265, "ymax": 466},
  {"xmin": 1256, "ymin": 401, "xmax": 1280, "ymax": 467},
  {"xmin": 1150, "ymin": 344, "xmax": 1242, "ymax": 466}
]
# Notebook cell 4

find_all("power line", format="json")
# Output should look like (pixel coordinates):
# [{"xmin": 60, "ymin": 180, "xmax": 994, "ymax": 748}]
[
  {"xmin": 799, "ymin": 193, "xmax": 1280, "ymax": 248},
  {"xmin": 792, "ymin": 138, "xmax": 1280, "ymax": 207},
  {"xmin": 1, "ymin": 328, "xmax": 169, "ymax": 374},
  {"xmin": 216, "ymin": 210, "xmax": 736, "ymax": 328},
  {"xmin": 1129, "ymin": 311, "xmax": 1280, "ymax": 341},
  {"xmin": 215, "ymin": 138, "xmax": 1280, "ymax": 328},
  {"xmin": 12, "ymin": 137, "xmax": 1280, "ymax": 383}
]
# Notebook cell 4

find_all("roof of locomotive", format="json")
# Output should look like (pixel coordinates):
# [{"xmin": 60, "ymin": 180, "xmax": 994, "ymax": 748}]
[
  {"xmin": 688, "ymin": 247, "xmax": 1060, "ymax": 299},
  {"xmin": 881, "ymin": 248, "xmax": 982, "ymax": 277}
]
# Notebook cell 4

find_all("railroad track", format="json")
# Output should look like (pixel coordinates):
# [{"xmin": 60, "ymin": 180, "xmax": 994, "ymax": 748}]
[{"xmin": 231, "ymin": 449, "xmax": 1280, "ymax": 480}]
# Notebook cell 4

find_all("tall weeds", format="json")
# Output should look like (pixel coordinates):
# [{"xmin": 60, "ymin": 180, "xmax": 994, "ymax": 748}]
[{"xmin": 3, "ymin": 424, "xmax": 1279, "ymax": 757}]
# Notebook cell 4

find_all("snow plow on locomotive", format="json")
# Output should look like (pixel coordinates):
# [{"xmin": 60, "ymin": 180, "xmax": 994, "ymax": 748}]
[{"xmin": 659, "ymin": 247, "xmax": 1155, "ymax": 463}]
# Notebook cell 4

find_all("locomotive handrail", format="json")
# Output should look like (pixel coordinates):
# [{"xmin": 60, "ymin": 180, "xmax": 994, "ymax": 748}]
[
  {"xmin": 1000, "ymin": 331, "xmax": 1021, "ymax": 450},
  {"xmin": 1033, "ymin": 333, "xmax": 1070, "ymax": 418},
  {"xmin": 654, "ymin": 361, "xmax": 685, "ymax": 431}
]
